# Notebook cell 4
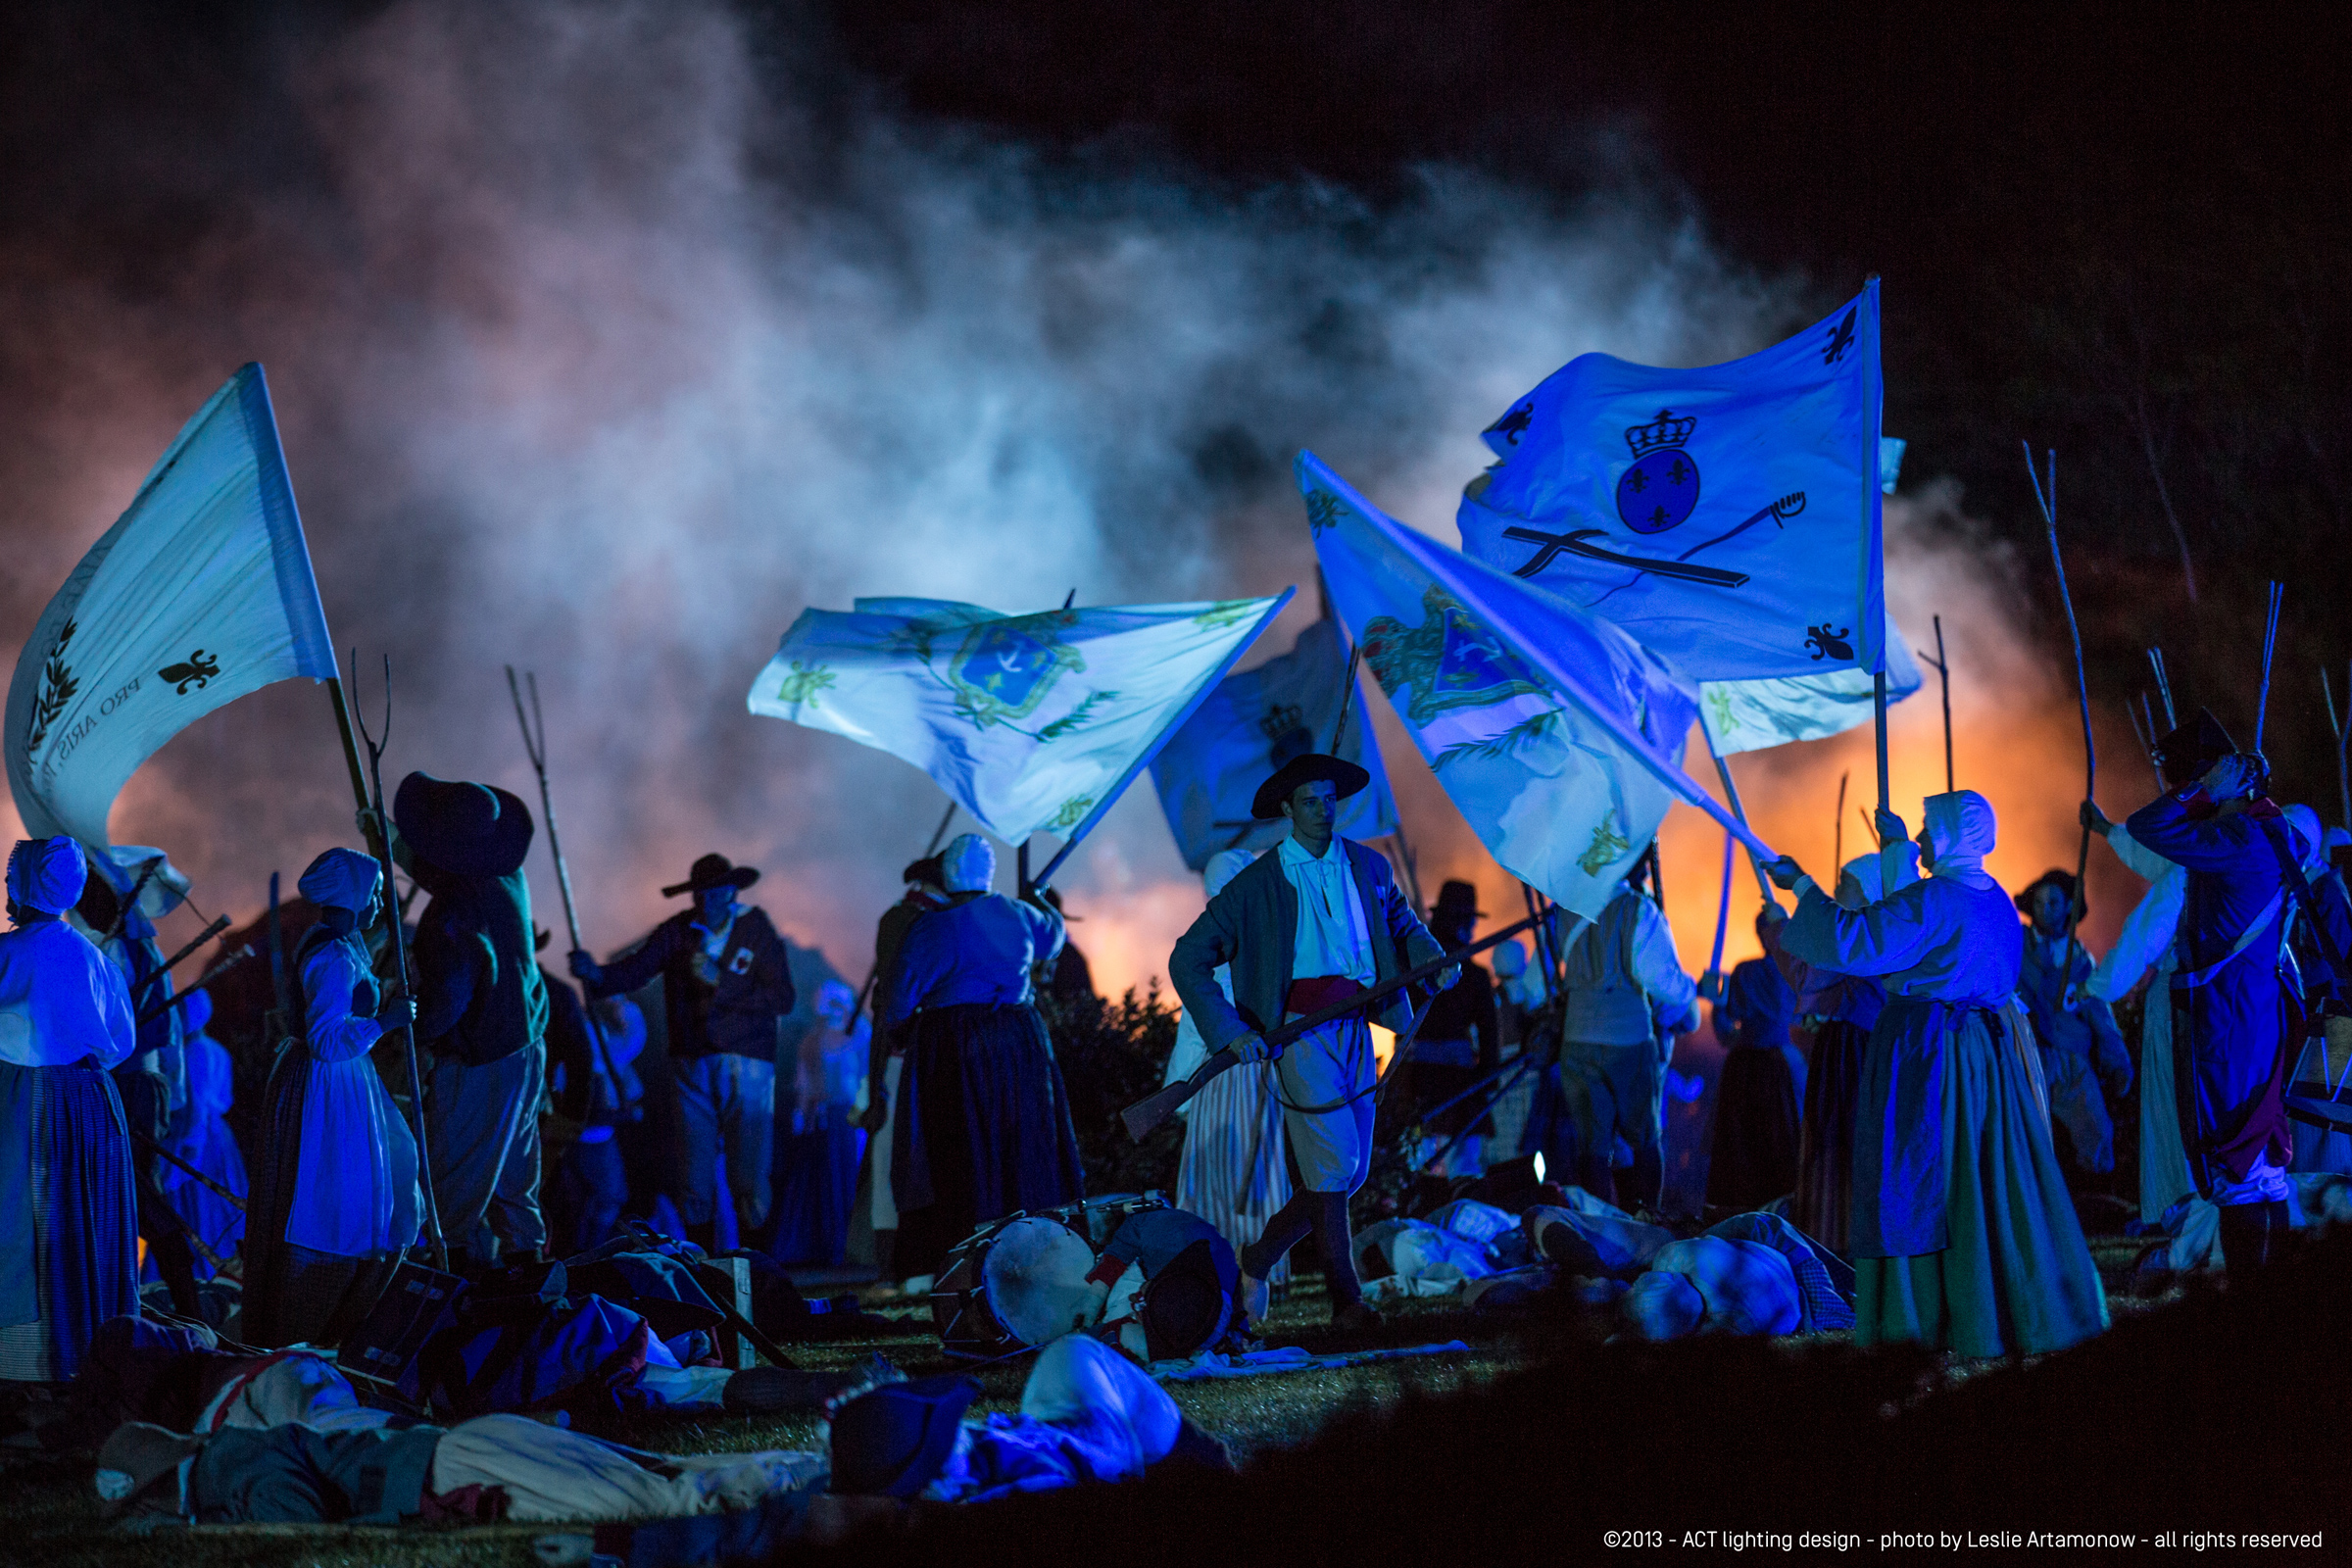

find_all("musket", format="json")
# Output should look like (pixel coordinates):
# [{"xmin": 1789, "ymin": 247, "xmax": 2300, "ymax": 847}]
[
  {"xmin": 129, "ymin": 916, "xmax": 233, "ymax": 1002},
  {"xmin": 1122, "ymin": 911, "xmax": 1540, "ymax": 1142},
  {"xmin": 136, "ymin": 943, "xmax": 255, "ymax": 1028}
]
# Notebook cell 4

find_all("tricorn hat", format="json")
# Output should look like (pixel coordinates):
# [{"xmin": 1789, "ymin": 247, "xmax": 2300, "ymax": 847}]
[
  {"xmin": 94, "ymin": 1421, "xmax": 207, "ymax": 1517},
  {"xmin": 663, "ymin": 853, "xmax": 760, "ymax": 899},
  {"xmin": 2014, "ymin": 867, "xmax": 2083, "ymax": 919},
  {"xmin": 393, "ymin": 772, "xmax": 535, "ymax": 879},
  {"xmin": 2151, "ymin": 709, "xmax": 2236, "ymax": 791},
  {"xmin": 827, "ymin": 1376, "xmax": 981, "ymax": 1498},
  {"xmin": 1250, "ymin": 753, "xmax": 1370, "ymax": 820}
]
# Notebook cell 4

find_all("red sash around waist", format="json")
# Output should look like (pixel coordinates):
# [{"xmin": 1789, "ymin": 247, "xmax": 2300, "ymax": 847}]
[{"xmin": 1286, "ymin": 975, "xmax": 1369, "ymax": 1018}]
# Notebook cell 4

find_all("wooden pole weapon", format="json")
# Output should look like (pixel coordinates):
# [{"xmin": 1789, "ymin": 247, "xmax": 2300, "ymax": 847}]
[{"xmin": 2024, "ymin": 444, "xmax": 2094, "ymax": 940}]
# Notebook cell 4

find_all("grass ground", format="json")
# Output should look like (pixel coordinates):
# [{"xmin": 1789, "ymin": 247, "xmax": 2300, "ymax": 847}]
[{"xmin": 0, "ymin": 1223, "xmax": 2173, "ymax": 1566}]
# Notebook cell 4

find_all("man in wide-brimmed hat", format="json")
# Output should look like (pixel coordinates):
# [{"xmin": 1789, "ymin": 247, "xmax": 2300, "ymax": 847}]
[
  {"xmin": 2014, "ymin": 867, "xmax": 2132, "ymax": 1175},
  {"xmin": 396, "ymin": 772, "xmax": 549, "ymax": 1275},
  {"xmin": 571, "ymin": 852, "xmax": 795, "ymax": 1250},
  {"xmin": 1169, "ymin": 753, "xmax": 1449, "ymax": 1337}
]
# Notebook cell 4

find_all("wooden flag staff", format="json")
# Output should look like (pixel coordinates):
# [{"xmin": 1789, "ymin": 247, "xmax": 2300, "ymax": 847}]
[{"xmin": 348, "ymin": 651, "xmax": 450, "ymax": 1272}]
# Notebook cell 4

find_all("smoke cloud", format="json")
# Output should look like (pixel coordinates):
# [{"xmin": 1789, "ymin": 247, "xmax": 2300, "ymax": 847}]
[{"xmin": 0, "ymin": 2, "xmax": 2126, "ymax": 995}]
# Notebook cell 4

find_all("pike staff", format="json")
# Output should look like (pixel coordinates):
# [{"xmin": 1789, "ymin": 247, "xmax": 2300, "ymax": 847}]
[
  {"xmin": 2024, "ymin": 444, "xmax": 2094, "ymax": 939},
  {"xmin": 349, "ymin": 651, "xmax": 449, "ymax": 1272},
  {"xmin": 507, "ymin": 668, "xmax": 617, "ymax": 1095}
]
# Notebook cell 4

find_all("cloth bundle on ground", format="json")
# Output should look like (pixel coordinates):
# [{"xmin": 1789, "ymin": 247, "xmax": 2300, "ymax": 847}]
[
  {"xmin": 1507, "ymin": 1195, "xmax": 1854, "ymax": 1337},
  {"xmin": 96, "ymin": 1409, "xmax": 829, "ymax": 1529},
  {"xmin": 1352, "ymin": 1200, "xmax": 1534, "ymax": 1297},
  {"xmin": 594, "ymin": 1334, "xmax": 1232, "ymax": 1566}
]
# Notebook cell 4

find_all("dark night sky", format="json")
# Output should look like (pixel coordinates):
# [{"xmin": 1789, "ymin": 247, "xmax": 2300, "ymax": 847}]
[
  {"xmin": 809, "ymin": 0, "xmax": 2352, "ymax": 787},
  {"xmin": 0, "ymin": 1, "xmax": 2345, "ymax": 937}
]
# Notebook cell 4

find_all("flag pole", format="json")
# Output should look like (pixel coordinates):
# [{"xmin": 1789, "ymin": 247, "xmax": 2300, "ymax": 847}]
[
  {"xmin": 1704, "ymin": 828, "xmax": 1734, "ymax": 988},
  {"xmin": 1031, "ymin": 587, "xmax": 1296, "ymax": 891},
  {"xmin": 2254, "ymin": 582, "xmax": 2282, "ymax": 755},
  {"xmin": 2025, "ymin": 443, "xmax": 2094, "ymax": 940},
  {"xmin": 325, "ymin": 678, "xmax": 384, "ymax": 855},
  {"xmin": 348, "ymin": 651, "xmax": 449, "ymax": 1272},
  {"xmin": 2326, "ymin": 664, "xmax": 2352, "ymax": 833},
  {"xmin": 1705, "ymin": 737, "xmax": 1777, "ymax": 900}
]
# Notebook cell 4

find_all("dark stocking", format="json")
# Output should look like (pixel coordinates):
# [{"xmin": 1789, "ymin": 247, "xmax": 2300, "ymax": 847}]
[
  {"xmin": 1241, "ymin": 1190, "xmax": 1361, "ymax": 1309},
  {"xmin": 2217, "ymin": 1200, "xmax": 2289, "ymax": 1282}
]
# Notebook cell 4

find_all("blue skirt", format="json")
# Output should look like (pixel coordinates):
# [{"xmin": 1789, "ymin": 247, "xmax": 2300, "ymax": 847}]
[
  {"xmin": 0, "ymin": 1059, "xmax": 138, "ymax": 1382},
  {"xmin": 891, "ymin": 1003, "xmax": 1085, "ymax": 1277}
]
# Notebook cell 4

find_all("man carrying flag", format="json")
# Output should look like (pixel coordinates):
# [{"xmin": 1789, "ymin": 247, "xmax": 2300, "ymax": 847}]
[{"xmin": 1169, "ymin": 754, "xmax": 1449, "ymax": 1337}]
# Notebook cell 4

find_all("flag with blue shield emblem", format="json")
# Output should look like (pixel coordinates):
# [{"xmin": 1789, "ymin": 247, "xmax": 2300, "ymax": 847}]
[
  {"xmin": 1458, "ymin": 279, "xmax": 1906, "ymax": 686},
  {"xmin": 750, "ymin": 593, "xmax": 1291, "ymax": 849},
  {"xmin": 1148, "ymin": 614, "xmax": 1397, "ymax": 870},
  {"xmin": 1301, "ymin": 452, "xmax": 1699, "ymax": 920}
]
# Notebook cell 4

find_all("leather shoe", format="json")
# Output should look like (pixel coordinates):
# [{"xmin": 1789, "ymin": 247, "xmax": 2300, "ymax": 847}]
[{"xmin": 1331, "ymin": 1298, "xmax": 1385, "ymax": 1338}]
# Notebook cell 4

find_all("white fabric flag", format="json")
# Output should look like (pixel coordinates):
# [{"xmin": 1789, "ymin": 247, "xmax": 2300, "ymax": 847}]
[
  {"xmin": 1149, "ymin": 615, "xmax": 1397, "ymax": 869},
  {"xmin": 7, "ymin": 364, "xmax": 336, "ymax": 848},
  {"xmin": 1458, "ymin": 279, "xmax": 1905, "ymax": 681},
  {"xmin": 1301, "ymin": 452, "xmax": 1701, "ymax": 920},
  {"xmin": 750, "ymin": 593, "xmax": 1291, "ymax": 847}
]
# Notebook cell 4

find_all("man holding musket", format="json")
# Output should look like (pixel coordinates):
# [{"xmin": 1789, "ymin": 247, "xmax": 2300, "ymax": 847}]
[{"xmin": 1170, "ymin": 754, "xmax": 1449, "ymax": 1336}]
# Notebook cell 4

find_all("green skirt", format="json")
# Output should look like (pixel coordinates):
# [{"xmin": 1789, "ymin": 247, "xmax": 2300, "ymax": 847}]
[{"xmin": 1856, "ymin": 1002, "xmax": 2108, "ymax": 1357}]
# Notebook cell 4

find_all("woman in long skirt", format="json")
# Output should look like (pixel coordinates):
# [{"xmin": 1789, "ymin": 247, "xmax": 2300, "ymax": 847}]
[
  {"xmin": 0, "ymin": 837, "xmax": 139, "ymax": 1383},
  {"xmin": 1164, "ymin": 851, "xmax": 1292, "ymax": 1286},
  {"xmin": 244, "ymin": 848, "xmax": 420, "ymax": 1348},
  {"xmin": 1771, "ymin": 792, "xmax": 2107, "ymax": 1356},
  {"xmin": 1705, "ymin": 908, "xmax": 1802, "ymax": 1212},
  {"xmin": 1768, "ymin": 854, "xmax": 1890, "ymax": 1253},
  {"xmin": 881, "ymin": 836, "xmax": 1084, "ymax": 1284}
]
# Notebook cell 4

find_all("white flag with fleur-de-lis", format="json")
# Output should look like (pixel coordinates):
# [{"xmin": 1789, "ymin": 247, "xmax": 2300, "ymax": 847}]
[
  {"xmin": 750, "ymin": 593, "xmax": 1291, "ymax": 849},
  {"xmin": 7, "ymin": 364, "xmax": 337, "ymax": 850}
]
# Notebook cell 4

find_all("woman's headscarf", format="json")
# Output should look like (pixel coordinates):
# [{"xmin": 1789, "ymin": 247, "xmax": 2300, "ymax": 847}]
[
  {"xmin": 298, "ymin": 847, "xmax": 383, "ymax": 915},
  {"xmin": 1920, "ymin": 791, "xmax": 1998, "ymax": 890},
  {"xmin": 942, "ymin": 833, "xmax": 995, "ymax": 895},
  {"xmin": 1203, "ymin": 849, "xmax": 1253, "ymax": 901},
  {"xmin": 1834, "ymin": 853, "xmax": 1886, "ymax": 910},
  {"xmin": 7, "ymin": 835, "xmax": 87, "ymax": 915}
]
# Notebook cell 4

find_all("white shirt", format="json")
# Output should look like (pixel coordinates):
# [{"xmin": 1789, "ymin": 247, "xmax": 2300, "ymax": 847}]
[{"xmin": 1278, "ymin": 834, "xmax": 1375, "ymax": 985}]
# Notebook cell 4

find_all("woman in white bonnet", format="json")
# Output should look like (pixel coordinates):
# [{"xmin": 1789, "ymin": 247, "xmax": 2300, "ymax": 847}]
[
  {"xmin": 1164, "ymin": 849, "xmax": 1292, "ymax": 1288},
  {"xmin": 0, "ymin": 835, "xmax": 138, "ymax": 1382},
  {"xmin": 1769, "ymin": 791, "xmax": 2107, "ymax": 1355},
  {"xmin": 879, "ymin": 833, "xmax": 1085, "ymax": 1286}
]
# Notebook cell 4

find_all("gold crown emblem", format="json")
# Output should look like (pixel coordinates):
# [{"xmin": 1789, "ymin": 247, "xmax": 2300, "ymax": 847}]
[{"xmin": 1624, "ymin": 408, "xmax": 1696, "ymax": 458}]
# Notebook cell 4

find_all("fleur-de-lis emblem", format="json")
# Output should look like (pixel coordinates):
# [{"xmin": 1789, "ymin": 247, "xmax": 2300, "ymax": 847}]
[
  {"xmin": 1804, "ymin": 624, "xmax": 1855, "ymax": 662},
  {"xmin": 160, "ymin": 650, "xmax": 221, "ymax": 694},
  {"xmin": 1304, "ymin": 490, "xmax": 1346, "ymax": 536}
]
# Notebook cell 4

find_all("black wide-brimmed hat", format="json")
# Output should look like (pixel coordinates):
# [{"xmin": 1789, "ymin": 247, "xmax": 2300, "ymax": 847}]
[
  {"xmin": 1250, "ymin": 752, "xmax": 1370, "ymax": 819},
  {"xmin": 393, "ymin": 772, "xmax": 534, "ymax": 879},
  {"xmin": 1434, "ymin": 879, "xmax": 1485, "ymax": 921},
  {"xmin": 663, "ymin": 852, "xmax": 760, "ymax": 899},
  {"xmin": 827, "ymin": 1375, "xmax": 981, "ymax": 1498},
  {"xmin": 2014, "ymin": 867, "xmax": 2083, "ymax": 918},
  {"xmin": 2151, "ymin": 709, "xmax": 2235, "ymax": 789}
]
